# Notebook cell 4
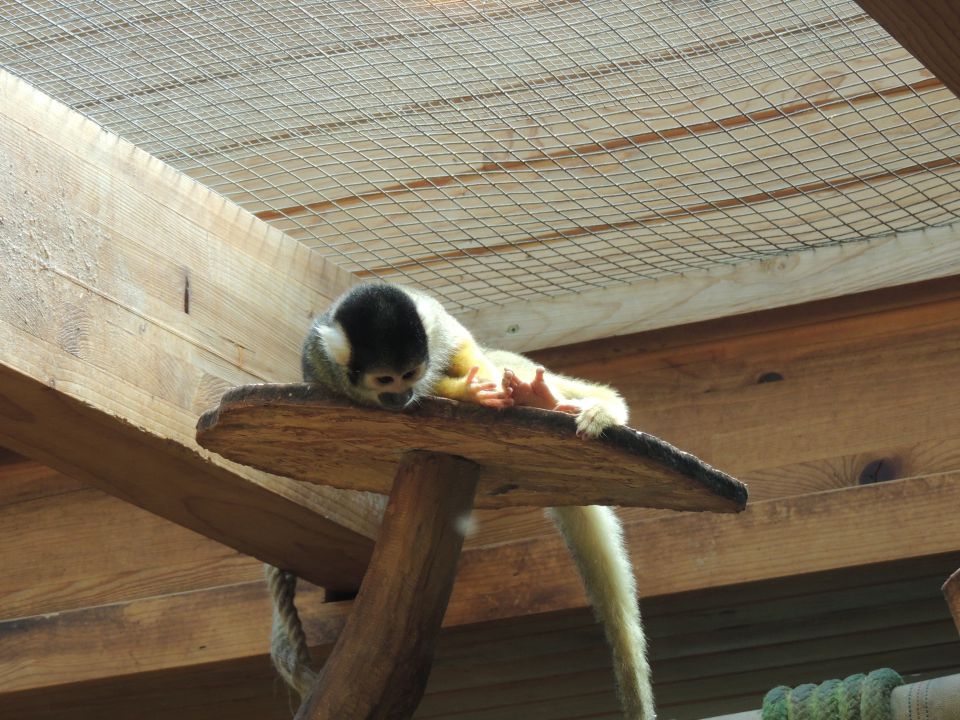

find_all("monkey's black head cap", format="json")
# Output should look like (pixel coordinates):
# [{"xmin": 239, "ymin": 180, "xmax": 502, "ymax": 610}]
[{"xmin": 334, "ymin": 284, "xmax": 429, "ymax": 374}]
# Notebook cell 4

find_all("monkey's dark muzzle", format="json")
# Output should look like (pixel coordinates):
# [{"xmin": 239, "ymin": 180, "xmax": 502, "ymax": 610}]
[{"xmin": 378, "ymin": 389, "xmax": 415, "ymax": 410}]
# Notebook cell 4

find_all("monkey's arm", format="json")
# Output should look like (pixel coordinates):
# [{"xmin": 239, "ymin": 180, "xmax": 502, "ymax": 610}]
[
  {"xmin": 431, "ymin": 339, "xmax": 513, "ymax": 408},
  {"xmin": 486, "ymin": 349, "xmax": 628, "ymax": 437}
]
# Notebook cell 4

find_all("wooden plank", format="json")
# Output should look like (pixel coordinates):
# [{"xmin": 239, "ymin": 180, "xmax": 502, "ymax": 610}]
[
  {"xmin": 0, "ymin": 486, "xmax": 263, "ymax": 620},
  {"xmin": 461, "ymin": 224, "xmax": 960, "ymax": 352},
  {"xmin": 0, "ymin": 69, "xmax": 376, "ymax": 591},
  {"xmin": 0, "ymin": 458, "xmax": 84, "ymax": 509},
  {"xmin": 468, "ymin": 436, "xmax": 960, "ymax": 547},
  {"xmin": 0, "ymin": 582, "xmax": 294, "ymax": 695},
  {"xmin": 548, "ymin": 293, "xmax": 960, "ymax": 477},
  {"xmin": 0, "ymin": 363, "xmax": 374, "ymax": 592},
  {"xmin": 465, "ymin": 281, "xmax": 960, "ymax": 546},
  {"xmin": 854, "ymin": 0, "xmax": 960, "ymax": 98},
  {"xmin": 11, "ymin": 0, "xmax": 955, "ymax": 317},
  {"xmin": 3, "ymin": 552, "xmax": 957, "ymax": 720},
  {"xmin": 448, "ymin": 474, "xmax": 960, "ymax": 627}
]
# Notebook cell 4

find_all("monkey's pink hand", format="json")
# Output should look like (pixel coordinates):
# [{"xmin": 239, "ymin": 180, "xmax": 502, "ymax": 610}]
[
  {"xmin": 502, "ymin": 367, "xmax": 564, "ymax": 410},
  {"xmin": 465, "ymin": 366, "xmax": 514, "ymax": 409}
]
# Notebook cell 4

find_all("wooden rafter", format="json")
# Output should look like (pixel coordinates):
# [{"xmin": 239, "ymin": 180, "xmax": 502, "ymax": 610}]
[
  {"xmin": 0, "ymin": 69, "xmax": 373, "ymax": 591},
  {"xmin": 3, "ymin": 276, "xmax": 960, "ymax": 716},
  {"xmin": 3, "ymin": 477, "xmax": 958, "ymax": 701},
  {"xmin": 462, "ymin": 223, "xmax": 960, "ymax": 351},
  {"xmin": 854, "ymin": 0, "xmax": 960, "ymax": 99}
]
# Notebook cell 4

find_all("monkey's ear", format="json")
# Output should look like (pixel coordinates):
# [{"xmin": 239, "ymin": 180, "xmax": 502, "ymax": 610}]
[
  {"xmin": 413, "ymin": 295, "xmax": 438, "ymax": 335},
  {"xmin": 317, "ymin": 322, "xmax": 351, "ymax": 366}
]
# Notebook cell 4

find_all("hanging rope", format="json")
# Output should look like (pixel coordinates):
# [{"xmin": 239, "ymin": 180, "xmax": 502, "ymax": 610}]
[
  {"xmin": 763, "ymin": 670, "xmax": 904, "ymax": 720},
  {"xmin": 264, "ymin": 564, "xmax": 318, "ymax": 699}
]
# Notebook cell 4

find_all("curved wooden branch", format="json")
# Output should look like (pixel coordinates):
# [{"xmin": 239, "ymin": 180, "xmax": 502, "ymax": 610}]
[{"xmin": 295, "ymin": 451, "xmax": 480, "ymax": 720}]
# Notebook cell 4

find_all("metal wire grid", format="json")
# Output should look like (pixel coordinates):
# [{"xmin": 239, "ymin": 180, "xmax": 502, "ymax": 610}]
[{"xmin": 1, "ymin": 0, "xmax": 959, "ymax": 309}]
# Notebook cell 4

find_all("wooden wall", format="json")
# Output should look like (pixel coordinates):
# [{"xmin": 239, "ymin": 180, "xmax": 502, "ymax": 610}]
[{"xmin": 3, "ymin": 277, "xmax": 960, "ymax": 718}]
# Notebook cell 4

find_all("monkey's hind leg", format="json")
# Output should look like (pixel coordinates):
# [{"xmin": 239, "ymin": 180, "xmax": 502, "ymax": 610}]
[{"xmin": 548, "ymin": 505, "xmax": 655, "ymax": 720}]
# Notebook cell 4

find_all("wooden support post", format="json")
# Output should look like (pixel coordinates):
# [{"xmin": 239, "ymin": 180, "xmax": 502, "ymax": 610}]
[
  {"xmin": 943, "ymin": 568, "xmax": 960, "ymax": 635},
  {"xmin": 296, "ymin": 451, "xmax": 480, "ymax": 720},
  {"xmin": 197, "ymin": 384, "xmax": 745, "ymax": 720}
]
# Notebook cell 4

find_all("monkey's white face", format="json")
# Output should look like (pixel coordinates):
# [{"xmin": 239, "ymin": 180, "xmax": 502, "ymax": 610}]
[{"xmin": 359, "ymin": 363, "xmax": 426, "ymax": 409}]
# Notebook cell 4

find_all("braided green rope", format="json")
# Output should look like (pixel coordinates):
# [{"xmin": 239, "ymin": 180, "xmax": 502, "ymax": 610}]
[{"xmin": 762, "ymin": 670, "xmax": 903, "ymax": 720}]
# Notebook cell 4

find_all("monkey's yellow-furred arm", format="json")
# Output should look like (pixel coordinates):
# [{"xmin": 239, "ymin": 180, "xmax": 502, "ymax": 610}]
[{"xmin": 431, "ymin": 338, "xmax": 502, "ymax": 402}]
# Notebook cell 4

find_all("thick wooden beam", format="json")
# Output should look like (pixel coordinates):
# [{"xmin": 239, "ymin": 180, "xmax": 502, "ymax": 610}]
[
  {"xmin": 467, "ymin": 278, "xmax": 960, "ymax": 545},
  {"xmin": 462, "ymin": 225, "xmax": 960, "ymax": 351},
  {"xmin": 449, "ymin": 474, "xmax": 960, "ymax": 627},
  {"xmin": 0, "ymin": 455, "xmax": 83, "ymax": 509},
  {"xmin": 854, "ymin": 0, "xmax": 960, "ymax": 99},
  {"xmin": 0, "ymin": 70, "xmax": 375, "ymax": 590},
  {"xmin": 0, "ymin": 481, "xmax": 262, "ymax": 620},
  {"xmin": 4, "ymin": 475, "xmax": 957, "ymax": 699}
]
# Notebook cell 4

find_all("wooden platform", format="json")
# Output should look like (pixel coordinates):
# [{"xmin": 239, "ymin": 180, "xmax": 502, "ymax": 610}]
[{"xmin": 196, "ymin": 383, "xmax": 747, "ymax": 512}]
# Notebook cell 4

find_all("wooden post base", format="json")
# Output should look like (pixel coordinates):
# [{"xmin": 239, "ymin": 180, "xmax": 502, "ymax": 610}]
[
  {"xmin": 295, "ymin": 450, "xmax": 480, "ymax": 720},
  {"xmin": 943, "ymin": 568, "xmax": 960, "ymax": 636}
]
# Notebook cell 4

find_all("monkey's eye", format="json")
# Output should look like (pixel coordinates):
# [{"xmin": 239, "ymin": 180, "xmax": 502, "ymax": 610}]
[
  {"xmin": 402, "ymin": 369, "xmax": 417, "ymax": 380},
  {"xmin": 375, "ymin": 376, "xmax": 394, "ymax": 386}
]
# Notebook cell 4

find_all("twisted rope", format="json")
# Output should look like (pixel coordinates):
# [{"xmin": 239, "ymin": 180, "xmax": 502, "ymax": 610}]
[
  {"xmin": 265, "ymin": 564, "xmax": 318, "ymax": 698},
  {"xmin": 763, "ymin": 670, "xmax": 903, "ymax": 720}
]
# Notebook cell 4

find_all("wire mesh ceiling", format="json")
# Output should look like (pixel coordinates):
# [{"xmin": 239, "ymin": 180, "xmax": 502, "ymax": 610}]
[{"xmin": 2, "ymin": 0, "xmax": 959, "ymax": 310}]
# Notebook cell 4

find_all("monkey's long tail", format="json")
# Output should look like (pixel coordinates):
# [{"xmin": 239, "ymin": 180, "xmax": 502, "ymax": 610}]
[{"xmin": 548, "ymin": 505, "xmax": 655, "ymax": 720}]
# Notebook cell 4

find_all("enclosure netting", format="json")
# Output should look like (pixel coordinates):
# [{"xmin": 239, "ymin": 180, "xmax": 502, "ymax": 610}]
[{"xmin": 2, "ymin": 0, "xmax": 959, "ymax": 309}]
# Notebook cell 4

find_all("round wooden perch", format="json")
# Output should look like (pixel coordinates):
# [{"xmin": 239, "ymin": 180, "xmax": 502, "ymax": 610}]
[
  {"xmin": 196, "ymin": 383, "xmax": 747, "ymax": 720},
  {"xmin": 197, "ymin": 383, "xmax": 746, "ymax": 512}
]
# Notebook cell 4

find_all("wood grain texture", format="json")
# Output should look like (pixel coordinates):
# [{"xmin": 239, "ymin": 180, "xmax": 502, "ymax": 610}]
[
  {"xmin": 3, "ymin": 553, "xmax": 957, "ymax": 720},
  {"xmin": 298, "ymin": 452, "xmax": 480, "ymax": 720},
  {"xmin": 0, "ymin": 486, "xmax": 263, "ymax": 620},
  {"xmin": 446, "ymin": 474, "xmax": 960, "ymax": 627},
  {"xmin": 854, "ymin": 0, "xmax": 960, "ymax": 98},
  {"xmin": 461, "ymin": 223, "xmax": 960, "ymax": 352},
  {"xmin": 0, "ymin": 575, "xmax": 343, "ymax": 697},
  {"xmin": 5, "ymin": 277, "xmax": 960, "ymax": 718},
  {"xmin": 0, "ymin": 458, "xmax": 84, "ymax": 509},
  {"xmin": 559, "ymin": 286, "xmax": 960, "ymax": 463},
  {"xmin": 196, "ymin": 383, "xmax": 747, "ymax": 511},
  {"xmin": 11, "ymin": 0, "xmax": 959, "ymax": 313},
  {"xmin": 4, "ymin": 494, "xmax": 954, "ymax": 700},
  {"xmin": 0, "ymin": 69, "xmax": 378, "ymax": 590},
  {"xmin": 465, "ymin": 281, "xmax": 960, "ymax": 546},
  {"xmin": 0, "ymin": 366, "xmax": 372, "ymax": 592}
]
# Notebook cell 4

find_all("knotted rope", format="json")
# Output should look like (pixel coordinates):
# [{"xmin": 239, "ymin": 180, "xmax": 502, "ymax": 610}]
[
  {"xmin": 763, "ymin": 670, "xmax": 903, "ymax": 720},
  {"xmin": 265, "ymin": 564, "xmax": 318, "ymax": 698}
]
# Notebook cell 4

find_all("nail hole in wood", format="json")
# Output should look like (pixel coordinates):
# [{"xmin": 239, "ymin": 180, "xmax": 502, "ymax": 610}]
[{"xmin": 858, "ymin": 457, "xmax": 900, "ymax": 485}]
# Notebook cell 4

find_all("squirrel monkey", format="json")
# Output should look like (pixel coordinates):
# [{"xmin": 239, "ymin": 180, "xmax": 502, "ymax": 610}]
[{"xmin": 294, "ymin": 282, "xmax": 654, "ymax": 720}]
